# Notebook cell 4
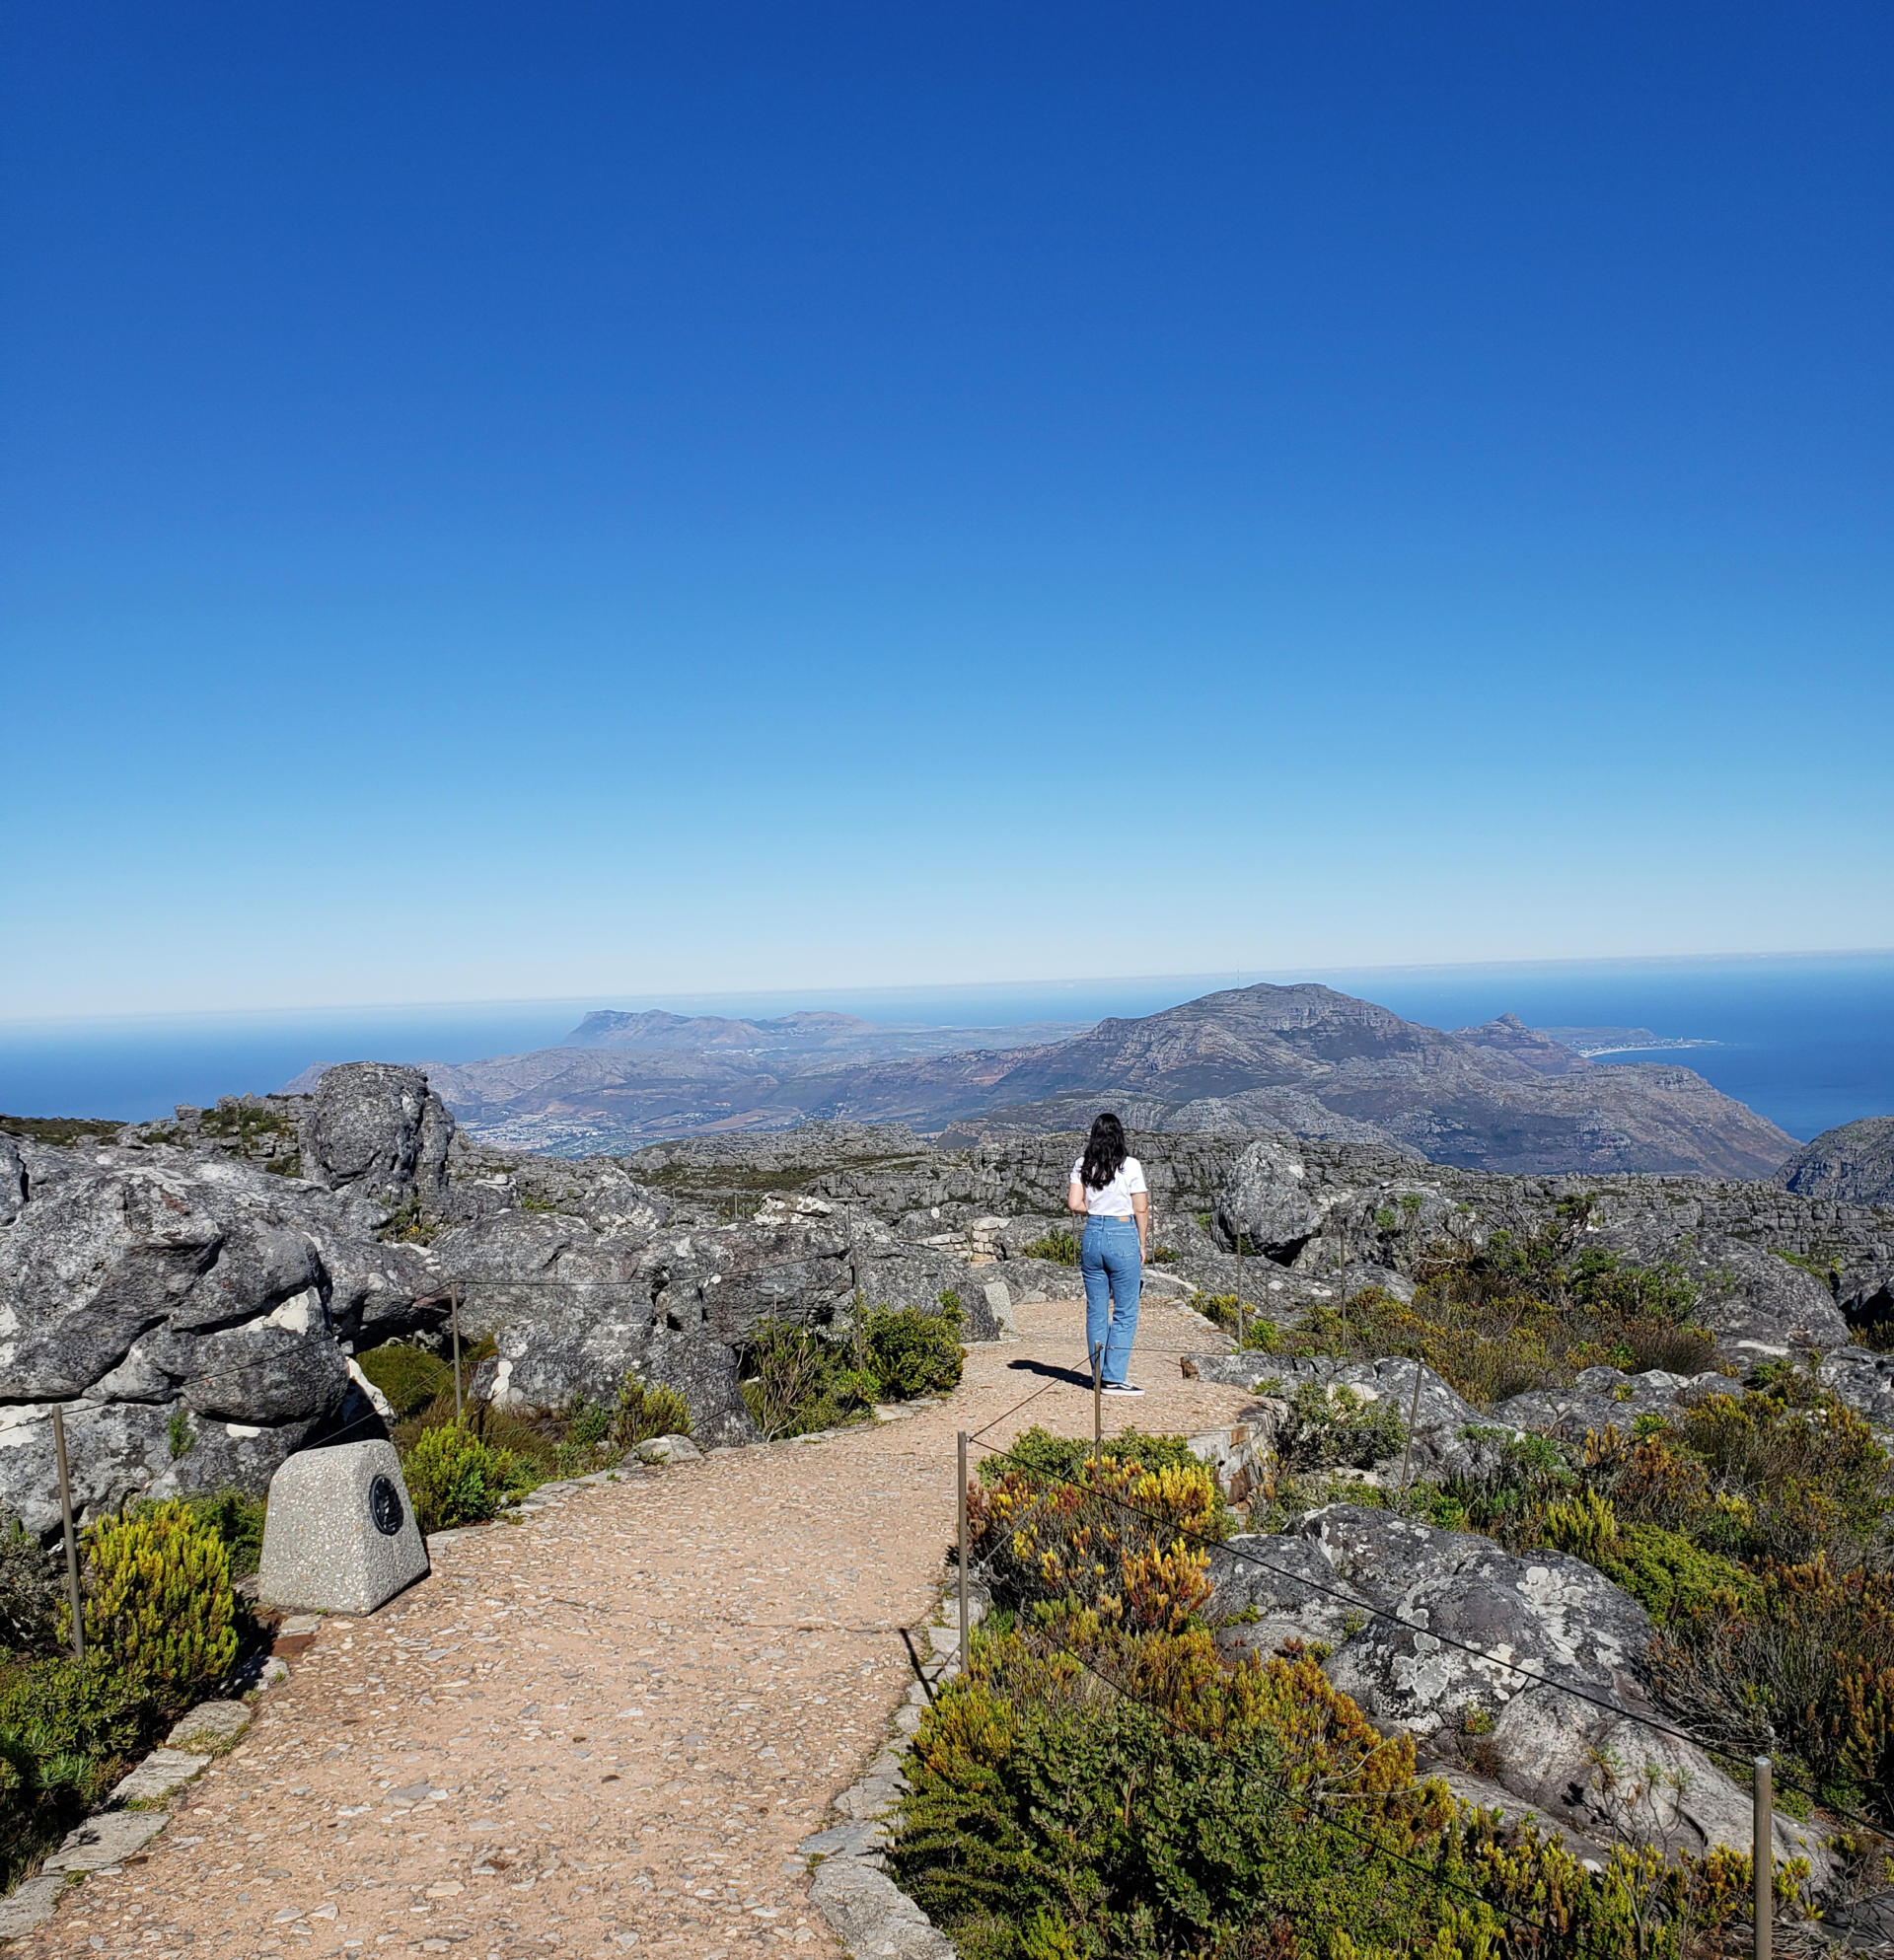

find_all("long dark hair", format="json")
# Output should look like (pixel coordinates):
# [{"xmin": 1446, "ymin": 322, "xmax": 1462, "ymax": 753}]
[{"xmin": 1080, "ymin": 1113, "xmax": 1129, "ymax": 1190}]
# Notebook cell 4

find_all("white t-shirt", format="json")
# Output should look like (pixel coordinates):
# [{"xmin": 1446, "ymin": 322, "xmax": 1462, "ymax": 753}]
[{"xmin": 1071, "ymin": 1155, "xmax": 1147, "ymax": 1218}]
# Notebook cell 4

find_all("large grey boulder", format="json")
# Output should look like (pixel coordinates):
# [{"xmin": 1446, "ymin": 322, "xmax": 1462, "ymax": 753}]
[
  {"xmin": 300, "ymin": 1063, "xmax": 452, "ymax": 1215},
  {"xmin": 1210, "ymin": 1506, "xmax": 1826, "ymax": 1873},
  {"xmin": 1214, "ymin": 1136, "xmax": 1324, "ymax": 1259},
  {"xmin": 1818, "ymin": 1345, "xmax": 1894, "ymax": 1432},
  {"xmin": 0, "ymin": 1149, "xmax": 362, "ymax": 1535}
]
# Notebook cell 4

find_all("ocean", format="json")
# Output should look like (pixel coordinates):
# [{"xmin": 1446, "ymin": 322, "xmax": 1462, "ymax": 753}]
[{"xmin": 0, "ymin": 952, "xmax": 1888, "ymax": 1144}]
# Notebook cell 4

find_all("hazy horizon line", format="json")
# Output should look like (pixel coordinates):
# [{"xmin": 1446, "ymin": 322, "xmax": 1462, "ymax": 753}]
[{"xmin": 4, "ymin": 945, "xmax": 1890, "ymax": 1035}]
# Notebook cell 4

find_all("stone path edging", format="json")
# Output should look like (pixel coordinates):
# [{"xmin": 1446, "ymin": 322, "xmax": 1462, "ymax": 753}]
[{"xmin": 798, "ymin": 1577, "xmax": 987, "ymax": 1960}]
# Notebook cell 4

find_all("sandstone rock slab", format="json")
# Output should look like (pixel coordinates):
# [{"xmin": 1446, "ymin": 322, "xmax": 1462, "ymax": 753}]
[
  {"xmin": 44, "ymin": 1809, "xmax": 168, "ymax": 1873},
  {"xmin": 258, "ymin": 1439, "xmax": 428, "ymax": 1614},
  {"xmin": 110, "ymin": 1747, "xmax": 211, "ymax": 1806},
  {"xmin": 165, "ymin": 1700, "xmax": 252, "ymax": 1753}
]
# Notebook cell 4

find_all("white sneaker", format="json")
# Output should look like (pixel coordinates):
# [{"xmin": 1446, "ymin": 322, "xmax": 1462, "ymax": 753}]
[{"xmin": 1101, "ymin": 1382, "xmax": 1144, "ymax": 1398}]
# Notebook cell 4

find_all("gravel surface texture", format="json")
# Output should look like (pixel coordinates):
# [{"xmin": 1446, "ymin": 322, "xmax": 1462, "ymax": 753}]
[{"xmin": 17, "ymin": 1297, "xmax": 1250, "ymax": 1960}]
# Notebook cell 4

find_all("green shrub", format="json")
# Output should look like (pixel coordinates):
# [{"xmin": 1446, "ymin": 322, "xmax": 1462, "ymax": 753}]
[
  {"xmin": 1275, "ymin": 1379, "xmax": 1406, "ymax": 1476},
  {"xmin": 69, "ymin": 1502, "xmax": 236, "ymax": 1700},
  {"xmin": 739, "ymin": 1318, "xmax": 878, "ymax": 1440},
  {"xmin": 401, "ymin": 1424, "xmax": 528, "ymax": 1533},
  {"xmin": 357, "ymin": 1341, "xmax": 455, "ymax": 1418},
  {"xmin": 616, "ymin": 1373, "xmax": 693, "ymax": 1447},
  {"xmin": 0, "ymin": 1656, "xmax": 151, "ymax": 1769},
  {"xmin": 0, "ymin": 1517, "xmax": 63, "ymax": 1657},
  {"xmin": 975, "ymin": 1424, "xmax": 1203, "ymax": 1488},
  {"xmin": 1538, "ymin": 1491, "xmax": 1756, "ymax": 1624},
  {"xmin": 181, "ymin": 1488, "xmax": 268, "ymax": 1581},
  {"xmin": 1019, "ymin": 1230, "xmax": 1079, "ymax": 1267},
  {"xmin": 0, "ymin": 1657, "xmax": 148, "ymax": 1885},
  {"xmin": 862, "ymin": 1302, "xmax": 965, "ymax": 1400},
  {"xmin": 565, "ymin": 1397, "xmax": 613, "ymax": 1448},
  {"xmin": 166, "ymin": 1410, "xmax": 194, "ymax": 1460}
]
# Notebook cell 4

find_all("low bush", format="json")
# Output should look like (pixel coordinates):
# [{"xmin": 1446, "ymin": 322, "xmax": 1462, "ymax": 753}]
[
  {"xmin": 739, "ymin": 1318, "xmax": 879, "ymax": 1439},
  {"xmin": 1273, "ymin": 1380, "xmax": 1407, "ymax": 1477},
  {"xmin": 1019, "ymin": 1230, "xmax": 1079, "ymax": 1267},
  {"xmin": 862, "ymin": 1302, "xmax": 966, "ymax": 1400},
  {"xmin": 1645, "ymin": 1558, "xmax": 1894, "ymax": 1820},
  {"xmin": 0, "ymin": 1656, "xmax": 150, "ymax": 1885},
  {"xmin": 969, "ymin": 1443, "xmax": 1231, "ymax": 1631},
  {"xmin": 358, "ymin": 1341, "xmax": 456, "ymax": 1418},
  {"xmin": 976, "ymin": 1424, "xmax": 1205, "ymax": 1488},
  {"xmin": 0, "ymin": 1517, "xmax": 64, "ymax": 1657},
  {"xmin": 401, "ymin": 1424, "xmax": 529, "ymax": 1533},
  {"xmin": 616, "ymin": 1373, "xmax": 693, "ymax": 1448},
  {"xmin": 740, "ymin": 1301, "xmax": 964, "ymax": 1438},
  {"xmin": 1537, "ymin": 1491, "xmax": 1755, "ymax": 1625},
  {"xmin": 68, "ymin": 1502, "xmax": 237, "ymax": 1700},
  {"xmin": 181, "ymin": 1488, "xmax": 267, "ymax": 1581},
  {"xmin": 893, "ymin": 1612, "xmax": 1767, "ymax": 1959}
]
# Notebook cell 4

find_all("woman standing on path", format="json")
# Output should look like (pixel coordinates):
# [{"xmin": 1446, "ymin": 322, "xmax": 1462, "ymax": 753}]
[{"xmin": 1067, "ymin": 1112, "xmax": 1148, "ymax": 1397}]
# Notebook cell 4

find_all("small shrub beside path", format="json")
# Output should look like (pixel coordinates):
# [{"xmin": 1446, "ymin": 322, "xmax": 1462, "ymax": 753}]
[{"xmin": 12, "ymin": 1299, "xmax": 1256, "ymax": 1960}]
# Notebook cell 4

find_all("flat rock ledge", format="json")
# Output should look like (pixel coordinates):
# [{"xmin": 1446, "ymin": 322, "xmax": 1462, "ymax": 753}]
[{"xmin": 800, "ymin": 1577, "xmax": 986, "ymax": 1959}]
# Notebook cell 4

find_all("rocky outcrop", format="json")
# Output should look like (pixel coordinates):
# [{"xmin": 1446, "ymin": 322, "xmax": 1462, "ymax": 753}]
[
  {"xmin": 1209, "ymin": 1505, "xmax": 1827, "ymax": 1875},
  {"xmin": 1778, "ymin": 1116, "xmax": 1894, "ymax": 1210},
  {"xmin": 1490, "ymin": 1365, "xmax": 1733, "ymax": 1441},
  {"xmin": 1183, "ymin": 1353, "xmax": 1484, "ymax": 1480},
  {"xmin": 0, "ymin": 1143, "xmax": 377, "ymax": 1536},
  {"xmin": 300, "ymin": 1063, "xmax": 452, "ymax": 1214}
]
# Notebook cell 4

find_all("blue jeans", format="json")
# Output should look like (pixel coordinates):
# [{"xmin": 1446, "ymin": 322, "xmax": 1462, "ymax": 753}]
[{"xmin": 1080, "ymin": 1216, "xmax": 1142, "ymax": 1386}]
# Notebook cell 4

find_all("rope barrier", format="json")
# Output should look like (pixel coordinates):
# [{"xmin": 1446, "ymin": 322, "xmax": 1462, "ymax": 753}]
[{"xmin": 962, "ymin": 1429, "xmax": 1889, "ymax": 1845}]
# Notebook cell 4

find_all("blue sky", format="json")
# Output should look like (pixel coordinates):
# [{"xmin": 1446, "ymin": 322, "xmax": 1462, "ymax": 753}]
[{"xmin": 4, "ymin": 2, "xmax": 1890, "ymax": 1017}]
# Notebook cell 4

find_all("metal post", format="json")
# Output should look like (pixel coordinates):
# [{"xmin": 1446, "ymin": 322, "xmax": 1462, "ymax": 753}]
[
  {"xmin": 1092, "ymin": 1343, "xmax": 1103, "ymax": 1464},
  {"xmin": 451, "ymin": 1281, "xmax": 464, "ymax": 1427},
  {"xmin": 50, "ymin": 1406, "xmax": 84, "ymax": 1661},
  {"xmin": 956, "ymin": 1431, "xmax": 970, "ymax": 1668},
  {"xmin": 1753, "ymin": 1756, "xmax": 1772, "ymax": 1960}
]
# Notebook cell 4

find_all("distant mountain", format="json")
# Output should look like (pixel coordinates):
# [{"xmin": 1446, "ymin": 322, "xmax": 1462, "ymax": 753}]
[
  {"xmin": 1776, "ymin": 1116, "xmax": 1894, "ymax": 1209},
  {"xmin": 933, "ymin": 983, "xmax": 1793, "ymax": 1178},
  {"xmin": 365, "ymin": 980, "xmax": 1799, "ymax": 1177},
  {"xmin": 565, "ymin": 1009, "xmax": 877, "ymax": 1051}
]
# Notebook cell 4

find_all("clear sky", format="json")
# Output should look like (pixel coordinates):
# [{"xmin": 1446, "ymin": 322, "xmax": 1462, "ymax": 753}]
[{"xmin": 4, "ymin": 2, "xmax": 1890, "ymax": 1018}]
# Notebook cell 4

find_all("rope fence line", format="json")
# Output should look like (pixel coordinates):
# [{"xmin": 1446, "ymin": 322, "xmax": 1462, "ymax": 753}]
[
  {"xmin": 948, "ymin": 1499, "xmax": 1567, "ymax": 1945},
  {"xmin": 948, "ymin": 1426, "xmax": 1835, "ymax": 1960},
  {"xmin": 955, "ymin": 1422, "xmax": 1882, "ymax": 1891}
]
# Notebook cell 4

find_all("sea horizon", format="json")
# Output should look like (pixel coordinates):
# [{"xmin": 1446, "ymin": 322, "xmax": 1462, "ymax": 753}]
[{"xmin": 2, "ymin": 949, "xmax": 1889, "ymax": 1145}]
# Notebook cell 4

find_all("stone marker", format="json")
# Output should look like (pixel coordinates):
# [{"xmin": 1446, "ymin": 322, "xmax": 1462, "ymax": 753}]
[{"xmin": 258, "ymin": 1439, "xmax": 428, "ymax": 1615}]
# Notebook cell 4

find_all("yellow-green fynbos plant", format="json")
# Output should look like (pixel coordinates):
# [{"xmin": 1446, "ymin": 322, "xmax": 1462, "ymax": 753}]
[{"xmin": 62, "ymin": 1501, "xmax": 237, "ymax": 1698}]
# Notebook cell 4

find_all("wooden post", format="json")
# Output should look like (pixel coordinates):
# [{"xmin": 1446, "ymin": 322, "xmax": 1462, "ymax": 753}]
[
  {"xmin": 1753, "ymin": 1756, "xmax": 1772, "ymax": 1960},
  {"xmin": 1399, "ymin": 1356, "xmax": 1425, "ymax": 1493},
  {"xmin": 50, "ymin": 1407, "xmax": 84, "ymax": 1661},
  {"xmin": 956, "ymin": 1431, "xmax": 970, "ymax": 1668},
  {"xmin": 451, "ymin": 1281, "xmax": 464, "ymax": 1427}
]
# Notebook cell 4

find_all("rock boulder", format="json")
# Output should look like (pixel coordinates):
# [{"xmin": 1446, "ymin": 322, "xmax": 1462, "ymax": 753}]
[{"xmin": 1210, "ymin": 1505, "xmax": 1826, "ymax": 1874}]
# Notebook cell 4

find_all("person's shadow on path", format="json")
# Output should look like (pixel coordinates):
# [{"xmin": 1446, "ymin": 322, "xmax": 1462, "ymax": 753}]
[{"xmin": 1005, "ymin": 1355, "xmax": 1094, "ymax": 1390}]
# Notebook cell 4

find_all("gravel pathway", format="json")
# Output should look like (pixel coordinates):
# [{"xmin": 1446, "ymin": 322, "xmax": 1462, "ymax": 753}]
[{"xmin": 19, "ymin": 1296, "xmax": 1253, "ymax": 1960}]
